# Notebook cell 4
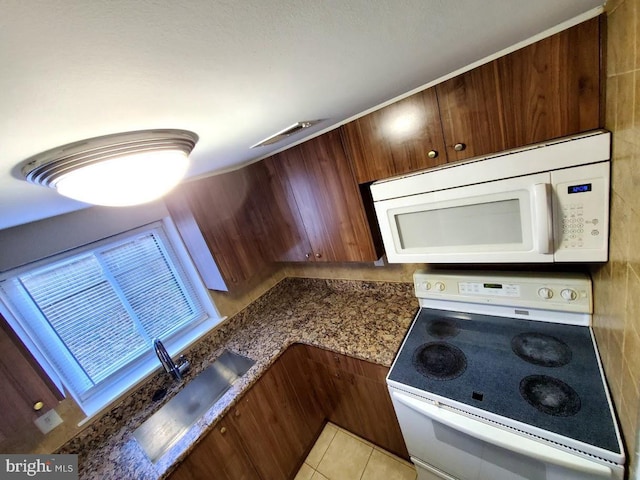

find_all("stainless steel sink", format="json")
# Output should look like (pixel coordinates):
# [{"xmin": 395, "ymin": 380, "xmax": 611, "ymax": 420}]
[{"xmin": 133, "ymin": 350, "xmax": 255, "ymax": 462}]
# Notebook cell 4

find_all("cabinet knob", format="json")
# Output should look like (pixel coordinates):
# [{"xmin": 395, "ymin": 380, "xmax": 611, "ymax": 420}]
[
  {"xmin": 427, "ymin": 150, "xmax": 438, "ymax": 159},
  {"xmin": 315, "ymin": 253, "xmax": 322, "ymax": 259},
  {"xmin": 33, "ymin": 401, "xmax": 44, "ymax": 411},
  {"xmin": 220, "ymin": 426, "xmax": 227, "ymax": 435},
  {"xmin": 305, "ymin": 253, "xmax": 311, "ymax": 259},
  {"xmin": 234, "ymin": 410, "xmax": 240, "ymax": 417},
  {"xmin": 453, "ymin": 143, "xmax": 466, "ymax": 152}
]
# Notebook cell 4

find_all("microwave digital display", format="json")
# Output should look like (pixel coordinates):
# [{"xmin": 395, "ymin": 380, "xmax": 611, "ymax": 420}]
[
  {"xmin": 568, "ymin": 183, "xmax": 592, "ymax": 194},
  {"xmin": 483, "ymin": 283, "xmax": 502, "ymax": 289}
]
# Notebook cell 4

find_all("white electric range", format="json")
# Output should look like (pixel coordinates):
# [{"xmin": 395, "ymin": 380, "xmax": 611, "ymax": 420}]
[{"xmin": 387, "ymin": 270, "xmax": 625, "ymax": 480}]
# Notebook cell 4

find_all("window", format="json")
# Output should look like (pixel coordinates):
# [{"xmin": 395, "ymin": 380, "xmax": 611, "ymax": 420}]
[{"xmin": 0, "ymin": 219, "xmax": 221, "ymax": 417}]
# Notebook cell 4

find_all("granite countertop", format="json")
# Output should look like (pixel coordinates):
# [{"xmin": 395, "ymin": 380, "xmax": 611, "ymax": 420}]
[{"xmin": 57, "ymin": 277, "xmax": 418, "ymax": 480}]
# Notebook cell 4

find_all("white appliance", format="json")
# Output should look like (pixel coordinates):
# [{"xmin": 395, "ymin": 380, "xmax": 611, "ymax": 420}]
[
  {"xmin": 371, "ymin": 131, "xmax": 611, "ymax": 264},
  {"xmin": 387, "ymin": 270, "xmax": 625, "ymax": 480}
]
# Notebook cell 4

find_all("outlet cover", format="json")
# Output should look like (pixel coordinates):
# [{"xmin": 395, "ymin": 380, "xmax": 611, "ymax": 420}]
[{"xmin": 34, "ymin": 409, "xmax": 63, "ymax": 434}]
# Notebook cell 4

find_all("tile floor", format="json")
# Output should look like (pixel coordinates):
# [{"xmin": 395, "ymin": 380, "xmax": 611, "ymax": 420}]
[{"xmin": 294, "ymin": 422, "xmax": 417, "ymax": 480}]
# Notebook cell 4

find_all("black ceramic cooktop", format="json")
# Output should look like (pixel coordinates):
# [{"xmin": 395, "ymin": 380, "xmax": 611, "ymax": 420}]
[{"xmin": 388, "ymin": 308, "xmax": 620, "ymax": 454}]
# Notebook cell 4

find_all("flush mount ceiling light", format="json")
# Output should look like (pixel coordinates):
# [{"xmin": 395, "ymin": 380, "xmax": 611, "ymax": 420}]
[{"xmin": 21, "ymin": 129, "xmax": 198, "ymax": 207}]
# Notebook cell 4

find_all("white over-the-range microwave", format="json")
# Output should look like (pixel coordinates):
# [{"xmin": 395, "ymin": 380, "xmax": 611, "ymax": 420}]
[{"xmin": 371, "ymin": 130, "xmax": 611, "ymax": 264}]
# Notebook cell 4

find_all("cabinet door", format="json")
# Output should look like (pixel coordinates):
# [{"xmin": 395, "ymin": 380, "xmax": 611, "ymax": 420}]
[
  {"xmin": 166, "ymin": 167, "xmax": 267, "ymax": 287},
  {"xmin": 166, "ymin": 160, "xmax": 311, "ymax": 287},
  {"xmin": 168, "ymin": 418, "xmax": 258, "ymax": 480},
  {"xmin": 0, "ymin": 316, "xmax": 62, "ymax": 445},
  {"xmin": 229, "ymin": 346, "xmax": 323, "ymax": 479},
  {"xmin": 261, "ymin": 157, "xmax": 315, "ymax": 262},
  {"xmin": 342, "ymin": 87, "xmax": 447, "ymax": 183},
  {"xmin": 437, "ymin": 17, "xmax": 602, "ymax": 162},
  {"xmin": 436, "ymin": 60, "xmax": 506, "ymax": 162},
  {"xmin": 305, "ymin": 346, "xmax": 410, "ymax": 461},
  {"xmin": 497, "ymin": 16, "xmax": 601, "ymax": 150},
  {"xmin": 273, "ymin": 129, "xmax": 381, "ymax": 262}
]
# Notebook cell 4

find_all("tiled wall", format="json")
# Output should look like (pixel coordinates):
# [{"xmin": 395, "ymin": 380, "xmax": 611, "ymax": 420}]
[{"xmin": 591, "ymin": 0, "xmax": 640, "ymax": 476}]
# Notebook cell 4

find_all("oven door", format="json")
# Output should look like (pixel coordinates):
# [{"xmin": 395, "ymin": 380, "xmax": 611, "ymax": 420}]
[
  {"xmin": 390, "ymin": 389, "xmax": 621, "ymax": 480},
  {"xmin": 374, "ymin": 173, "xmax": 554, "ymax": 264}
]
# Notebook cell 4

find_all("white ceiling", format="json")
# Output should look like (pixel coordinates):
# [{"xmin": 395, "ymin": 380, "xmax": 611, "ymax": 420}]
[{"xmin": 0, "ymin": 0, "xmax": 604, "ymax": 230}]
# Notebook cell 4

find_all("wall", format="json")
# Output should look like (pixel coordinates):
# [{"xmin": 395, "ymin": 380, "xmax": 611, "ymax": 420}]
[
  {"xmin": 284, "ymin": 260, "xmax": 420, "ymax": 283},
  {"xmin": 591, "ymin": 0, "xmax": 640, "ymax": 477},
  {"xmin": 0, "ymin": 201, "xmax": 171, "ymax": 273}
]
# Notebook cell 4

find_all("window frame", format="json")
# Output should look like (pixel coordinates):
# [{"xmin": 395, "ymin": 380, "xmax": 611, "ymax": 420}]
[{"xmin": 0, "ymin": 216, "xmax": 223, "ymax": 420}]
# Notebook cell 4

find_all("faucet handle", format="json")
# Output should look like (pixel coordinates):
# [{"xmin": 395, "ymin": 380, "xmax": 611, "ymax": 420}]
[{"xmin": 177, "ymin": 355, "xmax": 190, "ymax": 377}]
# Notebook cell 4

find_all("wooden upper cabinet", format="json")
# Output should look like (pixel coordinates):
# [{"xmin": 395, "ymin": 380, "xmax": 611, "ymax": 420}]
[
  {"xmin": 436, "ymin": 60, "xmax": 506, "ymax": 162},
  {"xmin": 496, "ymin": 16, "xmax": 601, "ymax": 150},
  {"xmin": 272, "ymin": 130, "xmax": 381, "ymax": 262},
  {"xmin": 0, "ymin": 316, "xmax": 62, "ymax": 445},
  {"xmin": 166, "ymin": 166, "xmax": 269, "ymax": 287},
  {"xmin": 166, "ymin": 160, "xmax": 311, "ymax": 287},
  {"xmin": 341, "ymin": 87, "xmax": 447, "ymax": 183},
  {"xmin": 260, "ymin": 156, "xmax": 314, "ymax": 262},
  {"xmin": 437, "ymin": 16, "xmax": 602, "ymax": 162}
]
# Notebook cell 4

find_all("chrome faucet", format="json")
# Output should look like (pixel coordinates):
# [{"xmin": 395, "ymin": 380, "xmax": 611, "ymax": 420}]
[{"xmin": 153, "ymin": 339, "xmax": 190, "ymax": 381}]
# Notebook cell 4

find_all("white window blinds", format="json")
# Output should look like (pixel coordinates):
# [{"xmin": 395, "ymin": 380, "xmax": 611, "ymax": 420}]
[{"xmin": 0, "ymin": 221, "xmax": 216, "ymax": 413}]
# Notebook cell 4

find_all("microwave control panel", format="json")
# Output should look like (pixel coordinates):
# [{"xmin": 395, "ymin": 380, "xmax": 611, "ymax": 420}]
[{"xmin": 552, "ymin": 161, "xmax": 610, "ymax": 262}]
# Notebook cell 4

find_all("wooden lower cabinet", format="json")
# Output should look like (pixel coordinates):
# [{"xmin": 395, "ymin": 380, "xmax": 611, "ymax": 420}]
[
  {"xmin": 168, "ymin": 417, "xmax": 258, "ymax": 480},
  {"xmin": 228, "ymin": 345, "xmax": 324, "ymax": 479},
  {"xmin": 169, "ymin": 344, "xmax": 408, "ymax": 479},
  {"xmin": 303, "ymin": 345, "xmax": 410, "ymax": 461}
]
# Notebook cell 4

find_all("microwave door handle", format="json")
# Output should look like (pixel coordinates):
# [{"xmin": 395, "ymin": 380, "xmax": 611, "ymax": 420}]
[
  {"xmin": 533, "ymin": 183, "xmax": 552, "ymax": 254},
  {"xmin": 391, "ymin": 391, "xmax": 612, "ymax": 478}
]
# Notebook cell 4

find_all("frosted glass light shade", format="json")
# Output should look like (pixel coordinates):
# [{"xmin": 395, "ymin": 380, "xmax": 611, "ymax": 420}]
[
  {"xmin": 56, "ymin": 151, "xmax": 189, "ymax": 206},
  {"xmin": 21, "ymin": 129, "xmax": 198, "ymax": 207}
]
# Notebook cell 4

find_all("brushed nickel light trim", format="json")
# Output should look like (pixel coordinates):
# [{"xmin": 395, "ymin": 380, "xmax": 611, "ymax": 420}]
[{"xmin": 250, "ymin": 120, "xmax": 319, "ymax": 148}]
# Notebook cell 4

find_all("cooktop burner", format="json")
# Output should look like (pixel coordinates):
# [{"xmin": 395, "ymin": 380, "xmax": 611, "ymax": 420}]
[
  {"xmin": 511, "ymin": 332, "xmax": 572, "ymax": 367},
  {"xmin": 426, "ymin": 318, "xmax": 460, "ymax": 338},
  {"xmin": 413, "ymin": 342, "xmax": 467, "ymax": 380},
  {"xmin": 519, "ymin": 375, "xmax": 581, "ymax": 417},
  {"xmin": 387, "ymin": 308, "xmax": 621, "ymax": 455}
]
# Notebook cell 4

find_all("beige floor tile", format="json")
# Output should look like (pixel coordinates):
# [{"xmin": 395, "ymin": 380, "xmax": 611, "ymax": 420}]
[
  {"xmin": 336, "ymin": 426, "xmax": 375, "ymax": 448},
  {"xmin": 362, "ymin": 449, "xmax": 417, "ymax": 480},
  {"xmin": 294, "ymin": 463, "xmax": 315, "ymax": 480},
  {"xmin": 316, "ymin": 429, "xmax": 373, "ymax": 480},
  {"xmin": 373, "ymin": 446, "xmax": 416, "ymax": 469},
  {"xmin": 311, "ymin": 472, "xmax": 329, "ymax": 480},
  {"xmin": 305, "ymin": 423, "xmax": 338, "ymax": 468}
]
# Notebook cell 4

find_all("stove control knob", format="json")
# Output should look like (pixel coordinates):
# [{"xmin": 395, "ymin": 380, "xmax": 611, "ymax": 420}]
[
  {"xmin": 561, "ymin": 288, "xmax": 578, "ymax": 301},
  {"xmin": 538, "ymin": 287, "xmax": 553, "ymax": 299},
  {"xmin": 424, "ymin": 282, "xmax": 431, "ymax": 291},
  {"xmin": 434, "ymin": 282, "xmax": 445, "ymax": 292}
]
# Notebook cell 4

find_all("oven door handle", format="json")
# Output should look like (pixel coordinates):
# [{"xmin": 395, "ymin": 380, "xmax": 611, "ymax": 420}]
[
  {"xmin": 533, "ymin": 182, "xmax": 552, "ymax": 254},
  {"xmin": 392, "ymin": 391, "xmax": 613, "ymax": 478}
]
